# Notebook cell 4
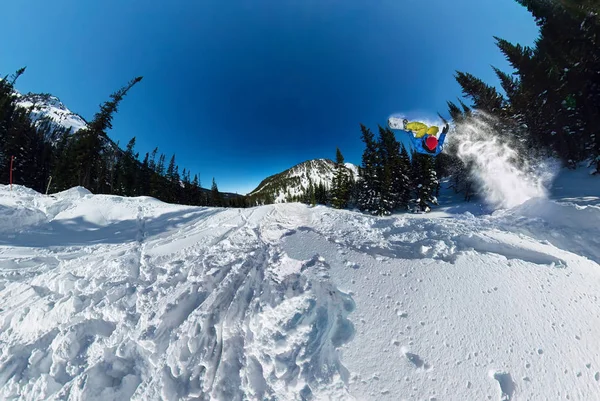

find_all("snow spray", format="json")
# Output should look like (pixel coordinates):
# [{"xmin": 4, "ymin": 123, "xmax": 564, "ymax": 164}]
[{"xmin": 450, "ymin": 113, "xmax": 557, "ymax": 209}]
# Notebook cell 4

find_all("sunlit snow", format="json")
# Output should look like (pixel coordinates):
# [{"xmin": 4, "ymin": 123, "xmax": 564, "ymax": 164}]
[{"xmin": 0, "ymin": 162, "xmax": 599, "ymax": 400}]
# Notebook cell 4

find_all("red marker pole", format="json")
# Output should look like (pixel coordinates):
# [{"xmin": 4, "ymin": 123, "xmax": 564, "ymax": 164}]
[{"xmin": 9, "ymin": 155, "xmax": 14, "ymax": 191}]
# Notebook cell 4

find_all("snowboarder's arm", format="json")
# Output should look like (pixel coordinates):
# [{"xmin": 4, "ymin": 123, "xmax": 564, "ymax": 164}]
[
  {"xmin": 434, "ymin": 124, "xmax": 449, "ymax": 155},
  {"xmin": 438, "ymin": 124, "xmax": 449, "ymax": 146}
]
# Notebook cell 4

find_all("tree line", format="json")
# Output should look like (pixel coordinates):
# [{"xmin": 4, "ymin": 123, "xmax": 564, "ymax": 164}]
[
  {"xmin": 291, "ymin": 125, "xmax": 440, "ymax": 216},
  {"xmin": 2, "ymin": 0, "xmax": 595, "ymax": 212},
  {"xmin": 0, "ymin": 69, "xmax": 247, "ymax": 208}
]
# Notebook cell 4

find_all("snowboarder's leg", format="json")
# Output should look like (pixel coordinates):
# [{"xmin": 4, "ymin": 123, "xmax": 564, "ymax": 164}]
[
  {"xmin": 427, "ymin": 126, "xmax": 439, "ymax": 136},
  {"xmin": 406, "ymin": 122, "xmax": 428, "ymax": 138}
]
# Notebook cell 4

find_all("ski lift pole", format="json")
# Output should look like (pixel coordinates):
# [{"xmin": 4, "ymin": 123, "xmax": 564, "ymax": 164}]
[
  {"xmin": 46, "ymin": 176, "xmax": 53, "ymax": 195},
  {"xmin": 9, "ymin": 155, "xmax": 14, "ymax": 191}
]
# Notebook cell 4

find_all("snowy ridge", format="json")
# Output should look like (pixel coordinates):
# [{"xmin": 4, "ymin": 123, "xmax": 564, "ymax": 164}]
[
  {"xmin": 248, "ymin": 158, "xmax": 359, "ymax": 203},
  {"xmin": 15, "ymin": 92, "xmax": 87, "ymax": 139},
  {"xmin": 0, "ymin": 166, "xmax": 599, "ymax": 400}
]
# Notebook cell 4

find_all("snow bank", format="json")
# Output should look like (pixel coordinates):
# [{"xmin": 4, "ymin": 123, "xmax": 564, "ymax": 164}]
[
  {"xmin": 0, "ymin": 185, "xmax": 48, "ymax": 233},
  {"xmin": 0, "ymin": 183, "xmax": 598, "ymax": 400}
]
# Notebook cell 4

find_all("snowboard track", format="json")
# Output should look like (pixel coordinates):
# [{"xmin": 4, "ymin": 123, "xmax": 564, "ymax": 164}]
[{"xmin": 0, "ymin": 197, "xmax": 356, "ymax": 400}]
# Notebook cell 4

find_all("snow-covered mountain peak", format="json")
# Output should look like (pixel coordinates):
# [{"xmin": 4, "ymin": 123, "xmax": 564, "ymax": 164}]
[
  {"xmin": 248, "ymin": 158, "xmax": 359, "ymax": 203},
  {"xmin": 14, "ymin": 91, "xmax": 88, "ymax": 137}
]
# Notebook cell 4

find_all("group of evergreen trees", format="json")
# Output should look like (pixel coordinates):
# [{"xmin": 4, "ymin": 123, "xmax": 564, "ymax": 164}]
[
  {"xmin": 295, "ymin": 125, "xmax": 439, "ymax": 215},
  {"xmin": 331, "ymin": 148, "xmax": 352, "ymax": 209},
  {"xmin": 0, "ymin": 68, "xmax": 246, "ymax": 208},
  {"xmin": 3, "ymin": 0, "xmax": 595, "ymax": 214},
  {"xmin": 449, "ymin": 0, "xmax": 599, "ymax": 171},
  {"xmin": 295, "ymin": 179, "xmax": 331, "ymax": 206},
  {"xmin": 0, "ymin": 68, "xmax": 55, "ymax": 192},
  {"xmin": 355, "ymin": 125, "xmax": 438, "ymax": 215}
]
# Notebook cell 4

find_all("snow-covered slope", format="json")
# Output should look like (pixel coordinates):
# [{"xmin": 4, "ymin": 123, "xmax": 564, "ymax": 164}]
[
  {"xmin": 0, "ymin": 164, "xmax": 599, "ymax": 400},
  {"xmin": 248, "ymin": 159, "xmax": 359, "ymax": 203},
  {"xmin": 14, "ymin": 92, "xmax": 87, "ymax": 139}
]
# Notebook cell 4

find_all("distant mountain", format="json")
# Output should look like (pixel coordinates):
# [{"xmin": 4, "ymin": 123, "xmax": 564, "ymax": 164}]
[
  {"xmin": 248, "ymin": 158, "xmax": 359, "ymax": 203},
  {"xmin": 15, "ymin": 92, "xmax": 87, "ymax": 141}
]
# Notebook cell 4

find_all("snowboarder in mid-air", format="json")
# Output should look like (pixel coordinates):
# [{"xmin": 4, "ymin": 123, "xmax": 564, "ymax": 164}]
[{"xmin": 388, "ymin": 117, "xmax": 449, "ymax": 156}]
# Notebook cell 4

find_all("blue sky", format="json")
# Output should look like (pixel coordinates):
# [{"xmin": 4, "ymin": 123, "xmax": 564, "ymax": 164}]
[{"xmin": 1, "ymin": 0, "xmax": 540, "ymax": 194}]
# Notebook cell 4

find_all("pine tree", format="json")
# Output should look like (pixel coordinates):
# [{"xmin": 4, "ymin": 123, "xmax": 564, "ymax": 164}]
[
  {"xmin": 68, "ymin": 76, "xmax": 143, "ymax": 192},
  {"xmin": 165, "ymin": 154, "xmax": 181, "ymax": 202},
  {"xmin": 449, "ymin": 0, "xmax": 600, "ymax": 167},
  {"xmin": 139, "ymin": 152, "xmax": 151, "ymax": 196},
  {"xmin": 166, "ymin": 154, "xmax": 177, "ymax": 182},
  {"xmin": 210, "ymin": 177, "xmax": 222, "ymax": 207},
  {"xmin": 454, "ymin": 71, "xmax": 506, "ymax": 115},
  {"xmin": 411, "ymin": 153, "xmax": 438, "ymax": 212},
  {"xmin": 181, "ymin": 168, "xmax": 191, "ymax": 205},
  {"xmin": 315, "ymin": 182, "xmax": 329, "ymax": 205},
  {"xmin": 114, "ymin": 137, "xmax": 138, "ymax": 196},
  {"xmin": 148, "ymin": 147, "xmax": 158, "ymax": 171},
  {"xmin": 331, "ymin": 148, "xmax": 350, "ymax": 209},
  {"xmin": 357, "ymin": 124, "xmax": 381, "ymax": 214},
  {"xmin": 190, "ymin": 174, "xmax": 201, "ymax": 205},
  {"xmin": 377, "ymin": 126, "xmax": 412, "ymax": 214},
  {"xmin": 0, "ymin": 69, "xmax": 52, "ymax": 193},
  {"xmin": 398, "ymin": 144, "xmax": 412, "ymax": 209},
  {"xmin": 304, "ymin": 178, "xmax": 316, "ymax": 205},
  {"xmin": 151, "ymin": 153, "xmax": 166, "ymax": 198},
  {"xmin": 447, "ymin": 101, "xmax": 464, "ymax": 122}
]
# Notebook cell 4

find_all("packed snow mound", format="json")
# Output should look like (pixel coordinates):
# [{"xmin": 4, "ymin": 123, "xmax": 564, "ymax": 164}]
[
  {"xmin": 0, "ymin": 181, "xmax": 599, "ymax": 400},
  {"xmin": 52, "ymin": 186, "xmax": 93, "ymax": 200},
  {"xmin": 0, "ymin": 185, "xmax": 49, "ymax": 233}
]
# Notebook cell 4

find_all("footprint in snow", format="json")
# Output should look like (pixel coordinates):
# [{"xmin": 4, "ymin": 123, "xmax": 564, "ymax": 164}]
[
  {"xmin": 401, "ymin": 347, "xmax": 431, "ymax": 371},
  {"xmin": 489, "ymin": 370, "xmax": 515, "ymax": 401}
]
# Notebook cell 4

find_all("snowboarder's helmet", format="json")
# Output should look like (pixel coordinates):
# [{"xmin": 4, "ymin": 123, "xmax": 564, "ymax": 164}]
[{"xmin": 425, "ymin": 135, "xmax": 438, "ymax": 151}]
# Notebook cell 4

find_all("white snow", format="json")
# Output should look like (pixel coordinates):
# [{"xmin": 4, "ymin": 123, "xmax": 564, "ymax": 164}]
[
  {"xmin": 451, "ymin": 114, "xmax": 557, "ymax": 209},
  {"xmin": 345, "ymin": 162, "xmax": 360, "ymax": 179},
  {"xmin": 0, "ymin": 162, "xmax": 599, "ymax": 400}
]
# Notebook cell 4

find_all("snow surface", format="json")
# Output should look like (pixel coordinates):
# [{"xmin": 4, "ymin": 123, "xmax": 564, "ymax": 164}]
[{"xmin": 0, "ymin": 162, "xmax": 599, "ymax": 400}]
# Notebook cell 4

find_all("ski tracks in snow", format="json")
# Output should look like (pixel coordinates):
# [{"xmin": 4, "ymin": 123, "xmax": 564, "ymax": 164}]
[{"xmin": 0, "ymin": 192, "xmax": 355, "ymax": 400}]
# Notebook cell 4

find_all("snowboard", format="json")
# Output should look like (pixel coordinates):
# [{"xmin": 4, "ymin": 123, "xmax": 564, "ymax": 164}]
[
  {"xmin": 388, "ymin": 114, "xmax": 449, "ymax": 131},
  {"xmin": 388, "ymin": 116, "xmax": 406, "ymax": 130}
]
